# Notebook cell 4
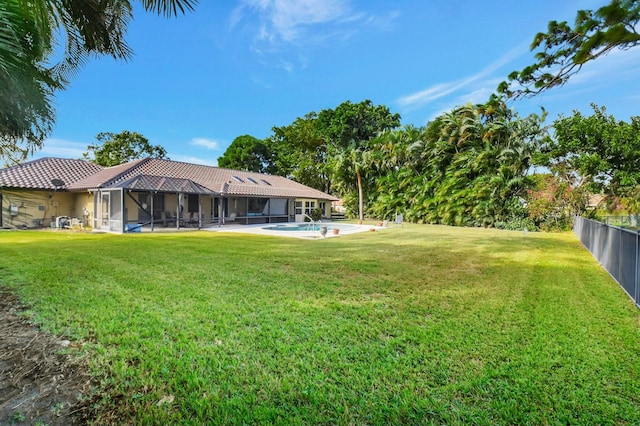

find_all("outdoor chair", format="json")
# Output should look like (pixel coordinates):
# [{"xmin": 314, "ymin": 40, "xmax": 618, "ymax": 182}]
[
  {"xmin": 160, "ymin": 211, "xmax": 176, "ymax": 227},
  {"xmin": 394, "ymin": 214, "xmax": 403, "ymax": 227},
  {"xmin": 188, "ymin": 212, "xmax": 199, "ymax": 226}
]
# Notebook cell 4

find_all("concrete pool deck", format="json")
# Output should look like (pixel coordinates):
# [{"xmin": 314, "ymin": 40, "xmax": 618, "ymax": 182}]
[{"xmin": 202, "ymin": 222, "xmax": 385, "ymax": 239}]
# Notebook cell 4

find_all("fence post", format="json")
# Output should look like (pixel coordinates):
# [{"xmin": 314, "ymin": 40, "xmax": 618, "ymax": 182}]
[
  {"xmin": 619, "ymin": 226, "xmax": 623, "ymax": 291},
  {"xmin": 636, "ymin": 231, "xmax": 640, "ymax": 307}
]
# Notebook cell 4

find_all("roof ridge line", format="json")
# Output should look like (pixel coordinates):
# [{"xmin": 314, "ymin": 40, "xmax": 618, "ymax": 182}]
[{"xmin": 100, "ymin": 157, "xmax": 153, "ymax": 187}]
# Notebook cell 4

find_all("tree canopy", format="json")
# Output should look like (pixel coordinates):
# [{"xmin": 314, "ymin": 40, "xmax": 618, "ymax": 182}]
[
  {"xmin": 538, "ymin": 104, "xmax": 640, "ymax": 201},
  {"xmin": 317, "ymin": 100, "xmax": 402, "ymax": 149},
  {"xmin": 0, "ymin": 0, "xmax": 196, "ymax": 163},
  {"xmin": 217, "ymin": 135, "xmax": 272, "ymax": 173},
  {"xmin": 212, "ymin": 96, "xmax": 640, "ymax": 229},
  {"xmin": 318, "ymin": 100, "xmax": 401, "ymax": 220},
  {"xmin": 83, "ymin": 131, "xmax": 168, "ymax": 166},
  {"xmin": 268, "ymin": 113, "xmax": 331, "ymax": 193},
  {"xmin": 239, "ymin": 98, "xmax": 557, "ymax": 228},
  {"xmin": 369, "ymin": 100, "xmax": 548, "ymax": 228},
  {"xmin": 499, "ymin": 0, "xmax": 640, "ymax": 98}
]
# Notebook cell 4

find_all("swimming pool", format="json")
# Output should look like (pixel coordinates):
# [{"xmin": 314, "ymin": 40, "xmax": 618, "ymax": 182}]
[
  {"xmin": 203, "ymin": 222, "xmax": 375, "ymax": 239},
  {"xmin": 262, "ymin": 223, "xmax": 359, "ymax": 232}
]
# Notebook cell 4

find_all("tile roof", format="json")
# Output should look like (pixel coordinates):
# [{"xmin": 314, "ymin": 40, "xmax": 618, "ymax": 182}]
[
  {"xmin": 66, "ymin": 158, "xmax": 149, "ymax": 191},
  {"xmin": 4, "ymin": 157, "xmax": 339, "ymax": 201},
  {"xmin": 110, "ymin": 174, "xmax": 212, "ymax": 194},
  {"xmin": 0, "ymin": 157, "xmax": 103, "ymax": 190}
]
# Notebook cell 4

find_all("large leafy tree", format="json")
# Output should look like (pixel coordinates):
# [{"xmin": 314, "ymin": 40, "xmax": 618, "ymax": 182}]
[
  {"xmin": 499, "ymin": 0, "xmax": 640, "ymax": 98},
  {"xmin": 318, "ymin": 100, "xmax": 401, "ymax": 221},
  {"xmin": 525, "ymin": 174, "xmax": 588, "ymax": 231},
  {"xmin": 218, "ymin": 135, "xmax": 273, "ymax": 173},
  {"xmin": 268, "ymin": 113, "xmax": 331, "ymax": 192},
  {"xmin": 0, "ymin": 0, "xmax": 196, "ymax": 163},
  {"xmin": 84, "ymin": 131, "xmax": 168, "ymax": 166},
  {"xmin": 539, "ymin": 104, "xmax": 640, "ymax": 203}
]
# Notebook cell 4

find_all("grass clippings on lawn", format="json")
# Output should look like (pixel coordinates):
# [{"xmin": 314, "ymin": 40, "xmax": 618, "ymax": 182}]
[
  {"xmin": 0, "ymin": 289, "xmax": 92, "ymax": 425},
  {"xmin": 1, "ymin": 224, "xmax": 639, "ymax": 424}
]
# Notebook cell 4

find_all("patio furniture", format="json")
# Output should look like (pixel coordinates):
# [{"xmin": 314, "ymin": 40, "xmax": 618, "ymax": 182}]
[
  {"xmin": 187, "ymin": 212, "xmax": 199, "ymax": 227},
  {"xmin": 160, "ymin": 211, "xmax": 177, "ymax": 227}
]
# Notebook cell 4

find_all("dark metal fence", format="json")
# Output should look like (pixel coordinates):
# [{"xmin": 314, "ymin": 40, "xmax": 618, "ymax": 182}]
[
  {"xmin": 574, "ymin": 216, "xmax": 640, "ymax": 307},
  {"xmin": 601, "ymin": 215, "xmax": 639, "ymax": 230}
]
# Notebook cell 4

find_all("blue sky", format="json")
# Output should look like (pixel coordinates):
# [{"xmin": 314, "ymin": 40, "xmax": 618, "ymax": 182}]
[{"xmin": 37, "ymin": 0, "xmax": 640, "ymax": 166}]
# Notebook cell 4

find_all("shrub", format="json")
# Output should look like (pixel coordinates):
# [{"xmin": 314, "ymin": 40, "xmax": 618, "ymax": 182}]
[
  {"xmin": 495, "ymin": 216, "xmax": 539, "ymax": 231},
  {"xmin": 307, "ymin": 208, "xmax": 323, "ymax": 222}
]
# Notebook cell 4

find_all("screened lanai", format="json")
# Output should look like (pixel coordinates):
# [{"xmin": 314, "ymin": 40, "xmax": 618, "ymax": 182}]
[
  {"xmin": 224, "ymin": 196, "xmax": 291, "ymax": 224},
  {"xmin": 93, "ymin": 174, "xmax": 218, "ymax": 233}
]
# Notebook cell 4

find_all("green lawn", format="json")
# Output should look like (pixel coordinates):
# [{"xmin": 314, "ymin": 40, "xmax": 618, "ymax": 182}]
[{"xmin": 1, "ymin": 225, "xmax": 640, "ymax": 424}]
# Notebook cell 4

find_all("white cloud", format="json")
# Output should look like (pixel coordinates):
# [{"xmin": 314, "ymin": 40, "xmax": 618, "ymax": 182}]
[
  {"xmin": 425, "ymin": 87, "xmax": 499, "ymax": 122},
  {"xmin": 396, "ymin": 44, "xmax": 527, "ymax": 111},
  {"xmin": 233, "ymin": 0, "xmax": 351, "ymax": 43},
  {"xmin": 279, "ymin": 59, "xmax": 294, "ymax": 72},
  {"xmin": 190, "ymin": 138, "xmax": 220, "ymax": 150},
  {"xmin": 35, "ymin": 138, "xmax": 88, "ymax": 159},
  {"xmin": 361, "ymin": 10, "xmax": 401, "ymax": 32},
  {"xmin": 230, "ymin": 0, "xmax": 399, "ymax": 59},
  {"xmin": 455, "ymin": 87, "xmax": 498, "ymax": 107},
  {"xmin": 397, "ymin": 81, "xmax": 467, "ymax": 109},
  {"xmin": 562, "ymin": 45, "xmax": 640, "ymax": 88},
  {"xmin": 273, "ymin": 0, "xmax": 349, "ymax": 41},
  {"xmin": 251, "ymin": 75, "xmax": 274, "ymax": 89},
  {"xmin": 171, "ymin": 154, "xmax": 218, "ymax": 167},
  {"xmin": 229, "ymin": 1, "xmax": 400, "ymax": 79},
  {"xmin": 507, "ymin": 45, "xmax": 640, "ymax": 110}
]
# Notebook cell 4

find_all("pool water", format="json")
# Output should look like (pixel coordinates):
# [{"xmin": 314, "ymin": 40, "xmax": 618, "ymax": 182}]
[{"xmin": 262, "ymin": 223, "xmax": 358, "ymax": 232}]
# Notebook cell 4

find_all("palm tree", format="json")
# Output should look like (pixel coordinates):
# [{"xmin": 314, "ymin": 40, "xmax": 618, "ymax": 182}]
[
  {"xmin": 320, "ymin": 100, "xmax": 401, "ymax": 221},
  {"xmin": 1, "ymin": 0, "xmax": 197, "ymax": 162},
  {"xmin": 0, "ymin": 1, "xmax": 57, "ymax": 161},
  {"xmin": 330, "ymin": 144, "xmax": 368, "ymax": 221}
]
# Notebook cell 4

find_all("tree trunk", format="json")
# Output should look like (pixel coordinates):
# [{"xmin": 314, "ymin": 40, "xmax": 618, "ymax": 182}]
[{"xmin": 357, "ymin": 169, "xmax": 364, "ymax": 221}]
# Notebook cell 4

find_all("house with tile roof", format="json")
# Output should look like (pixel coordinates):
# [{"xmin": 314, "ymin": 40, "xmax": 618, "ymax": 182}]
[{"xmin": 0, "ymin": 157, "xmax": 338, "ymax": 232}]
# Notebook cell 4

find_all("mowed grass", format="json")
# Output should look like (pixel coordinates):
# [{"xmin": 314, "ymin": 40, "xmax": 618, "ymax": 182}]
[{"xmin": 1, "ymin": 225, "xmax": 640, "ymax": 424}]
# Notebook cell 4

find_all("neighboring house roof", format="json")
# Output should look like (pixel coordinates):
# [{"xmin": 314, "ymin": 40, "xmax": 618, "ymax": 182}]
[
  {"xmin": 587, "ymin": 193, "xmax": 606, "ymax": 209},
  {"xmin": 0, "ymin": 157, "xmax": 103, "ymax": 190},
  {"xmin": 2, "ymin": 157, "xmax": 339, "ymax": 201}
]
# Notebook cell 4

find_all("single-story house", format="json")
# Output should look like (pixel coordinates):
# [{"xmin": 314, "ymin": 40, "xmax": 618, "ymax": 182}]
[
  {"xmin": 0, "ymin": 157, "xmax": 339, "ymax": 233},
  {"xmin": 586, "ymin": 193, "xmax": 606, "ymax": 210}
]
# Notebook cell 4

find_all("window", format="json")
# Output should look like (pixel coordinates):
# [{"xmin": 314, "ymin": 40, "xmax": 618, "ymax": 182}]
[
  {"xmin": 247, "ymin": 177, "xmax": 258, "ymax": 184},
  {"xmin": 260, "ymin": 179, "xmax": 272, "ymax": 186},
  {"xmin": 304, "ymin": 201, "xmax": 315, "ymax": 215},
  {"xmin": 233, "ymin": 176, "xmax": 244, "ymax": 183},
  {"xmin": 296, "ymin": 200, "xmax": 317, "ymax": 216}
]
